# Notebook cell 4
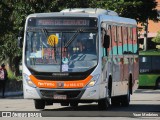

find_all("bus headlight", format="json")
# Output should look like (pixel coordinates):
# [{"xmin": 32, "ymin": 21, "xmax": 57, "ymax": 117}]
[
  {"xmin": 23, "ymin": 74, "xmax": 36, "ymax": 88},
  {"xmin": 87, "ymin": 74, "xmax": 100, "ymax": 87}
]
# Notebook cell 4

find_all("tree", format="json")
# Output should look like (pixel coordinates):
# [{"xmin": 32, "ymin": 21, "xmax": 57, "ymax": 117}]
[
  {"xmin": 0, "ymin": 1, "xmax": 21, "ymax": 75},
  {"xmin": 0, "ymin": 1, "xmax": 13, "ymax": 36},
  {"xmin": 101, "ymin": 0, "xmax": 159, "ymax": 23}
]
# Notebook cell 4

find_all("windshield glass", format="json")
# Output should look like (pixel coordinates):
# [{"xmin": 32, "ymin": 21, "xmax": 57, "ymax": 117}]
[{"xmin": 25, "ymin": 29, "xmax": 98, "ymax": 73}]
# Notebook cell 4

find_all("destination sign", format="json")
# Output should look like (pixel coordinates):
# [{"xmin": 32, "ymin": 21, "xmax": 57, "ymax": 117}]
[
  {"xmin": 37, "ymin": 19, "xmax": 89, "ymax": 26},
  {"xmin": 27, "ymin": 17, "xmax": 97, "ymax": 27}
]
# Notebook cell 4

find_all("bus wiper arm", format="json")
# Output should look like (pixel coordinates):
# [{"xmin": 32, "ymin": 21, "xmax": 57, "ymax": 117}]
[
  {"xmin": 64, "ymin": 28, "xmax": 83, "ymax": 48},
  {"xmin": 41, "ymin": 28, "xmax": 47, "ymax": 38},
  {"xmin": 41, "ymin": 28, "xmax": 48, "ymax": 47}
]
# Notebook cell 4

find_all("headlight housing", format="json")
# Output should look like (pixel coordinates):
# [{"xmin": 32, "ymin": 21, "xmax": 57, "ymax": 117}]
[
  {"xmin": 23, "ymin": 74, "xmax": 36, "ymax": 88},
  {"xmin": 87, "ymin": 74, "xmax": 100, "ymax": 87}
]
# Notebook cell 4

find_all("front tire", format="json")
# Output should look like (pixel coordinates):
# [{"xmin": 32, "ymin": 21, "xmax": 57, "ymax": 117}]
[
  {"xmin": 121, "ymin": 89, "xmax": 130, "ymax": 107},
  {"xmin": 98, "ymin": 98, "xmax": 110, "ymax": 110},
  {"xmin": 98, "ymin": 88, "xmax": 110, "ymax": 110},
  {"xmin": 34, "ymin": 99, "xmax": 45, "ymax": 109}
]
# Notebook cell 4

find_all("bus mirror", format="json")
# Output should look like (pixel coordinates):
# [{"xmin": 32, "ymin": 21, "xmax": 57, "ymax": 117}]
[
  {"xmin": 103, "ymin": 34, "xmax": 110, "ymax": 48},
  {"xmin": 18, "ymin": 31, "xmax": 23, "ymax": 48}
]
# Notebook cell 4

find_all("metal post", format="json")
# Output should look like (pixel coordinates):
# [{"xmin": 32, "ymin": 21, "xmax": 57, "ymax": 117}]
[{"xmin": 143, "ymin": 19, "xmax": 148, "ymax": 51}]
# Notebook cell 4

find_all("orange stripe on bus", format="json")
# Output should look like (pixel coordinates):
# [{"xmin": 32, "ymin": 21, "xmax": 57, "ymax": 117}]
[{"xmin": 30, "ymin": 75, "xmax": 92, "ymax": 89}]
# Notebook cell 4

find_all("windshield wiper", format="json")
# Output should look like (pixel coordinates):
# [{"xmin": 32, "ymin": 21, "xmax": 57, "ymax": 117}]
[
  {"xmin": 41, "ymin": 28, "xmax": 48, "ymax": 37},
  {"xmin": 64, "ymin": 28, "xmax": 83, "ymax": 48}
]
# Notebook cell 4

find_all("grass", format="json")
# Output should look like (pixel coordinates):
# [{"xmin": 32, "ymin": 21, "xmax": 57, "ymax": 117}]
[{"xmin": 139, "ymin": 49, "xmax": 160, "ymax": 55}]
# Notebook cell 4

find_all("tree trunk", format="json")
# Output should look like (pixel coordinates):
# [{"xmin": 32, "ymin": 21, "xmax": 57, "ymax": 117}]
[{"xmin": 13, "ymin": 56, "xmax": 22, "ymax": 76}]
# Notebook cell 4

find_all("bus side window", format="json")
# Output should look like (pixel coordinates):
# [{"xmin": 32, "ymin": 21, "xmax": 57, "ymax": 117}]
[
  {"xmin": 122, "ymin": 26, "xmax": 128, "ymax": 54},
  {"xmin": 117, "ymin": 26, "xmax": 123, "ymax": 55},
  {"xmin": 103, "ymin": 25, "xmax": 111, "ymax": 56},
  {"xmin": 133, "ymin": 27, "xmax": 138, "ymax": 54},
  {"xmin": 111, "ymin": 25, "xmax": 117, "ymax": 55},
  {"xmin": 128, "ymin": 27, "xmax": 133, "ymax": 54},
  {"xmin": 101, "ymin": 23, "xmax": 110, "ymax": 56}
]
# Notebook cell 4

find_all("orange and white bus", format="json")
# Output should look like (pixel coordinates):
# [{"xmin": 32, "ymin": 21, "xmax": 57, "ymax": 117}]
[{"xmin": 22, "ymin": 8, "xmax": 139, "ymax": 110}]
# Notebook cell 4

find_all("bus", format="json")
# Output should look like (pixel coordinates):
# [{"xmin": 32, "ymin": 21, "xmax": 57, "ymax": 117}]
[
  {"xmin": 139, "ymin": 49, "xmax": 160, "ymax": 89},
  {"xmin": 21, "ymin": 8, "xmax": 139, "ymax": 110}
]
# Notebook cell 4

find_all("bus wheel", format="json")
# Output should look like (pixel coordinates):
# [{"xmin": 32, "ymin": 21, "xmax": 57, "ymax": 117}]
[
  {"xmin": 156, "ymin": 78, "xmax": 160, "ymax": 89},
  {"xmin": 70, "ymin": 102, "xmax": 78, "ymax": 107},
  {"xmin": 34, "ymin": 99, "xmax": 45, "ymax": 109},
  {"xmin": 98, "ymin": 98, "xmax": 110, "ymax": 110},
  {"xmin": 121, "ymin": 89, "xmax": 130, "ymax": 107}
]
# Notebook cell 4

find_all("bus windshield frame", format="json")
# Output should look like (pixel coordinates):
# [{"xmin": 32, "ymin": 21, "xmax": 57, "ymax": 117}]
[{"xmin": 25, "ymin": 17, "xmax": 98, "ymax": 73}]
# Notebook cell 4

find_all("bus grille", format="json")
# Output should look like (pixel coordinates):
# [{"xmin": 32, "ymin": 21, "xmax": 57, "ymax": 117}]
[{"xmin": 40, "ymin": 90, "xmax": 84, "ymax": 99}]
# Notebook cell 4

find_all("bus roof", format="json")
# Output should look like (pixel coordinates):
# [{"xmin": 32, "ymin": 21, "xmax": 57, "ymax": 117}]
[
  {"xmin": 61, "ymin": 8, "xmax": 118, "ymax": 16},
  {"xmin": 61, "ymin": 8, "xmax": 137, "ymax": 26},
  {"xmin": 139, "ymin": 50, "xmax": 160, "ymax": 56},
  {"xmin": 26, "ymin": 8, "xmax": 137, "ymax": 26}
]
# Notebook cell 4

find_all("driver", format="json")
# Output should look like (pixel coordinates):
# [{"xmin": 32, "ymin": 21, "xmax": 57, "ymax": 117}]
[{"xmin": 72, "ymin": 39, "xmax": 85, "ymax": 53}]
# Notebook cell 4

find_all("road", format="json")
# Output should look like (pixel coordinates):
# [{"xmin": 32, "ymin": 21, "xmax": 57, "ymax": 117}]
[{"xmin": 0, "ymin": 89, "xmax": 160, "ymax": 119}]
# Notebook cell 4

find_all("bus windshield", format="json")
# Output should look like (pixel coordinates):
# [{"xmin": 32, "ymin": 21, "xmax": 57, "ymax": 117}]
[{"xmin": 25, "ymin": 29, "xmax": 98, "ymax": 73}]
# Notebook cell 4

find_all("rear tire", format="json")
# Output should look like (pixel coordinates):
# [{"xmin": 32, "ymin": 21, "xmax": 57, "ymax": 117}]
[
  {"xmin": 121, "ymin": 76, "xmax": 131, "ymax": 106},
  {"xmin": 34, "ymin": 99, "xmax": 45, "ymax": 109}
]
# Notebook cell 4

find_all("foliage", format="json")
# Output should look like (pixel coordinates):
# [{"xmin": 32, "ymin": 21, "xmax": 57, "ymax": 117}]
[
  {"xmin": 102, "ymin": 0, "xmax": 159, "ymax": 23},
  {"xmin": 0, "ymin": 0, "xmax": 159, "ymax": 77},
  {"xmin": 0, "ymin": 1, "xmax": 13, "ymax": 36},
  {"xmin": 7, "ymin": 68, "xmax": 17, "ymax": 80},
  {"xmin": 152, "ymin": 31, "xmax": 160, "ymax": 44}
]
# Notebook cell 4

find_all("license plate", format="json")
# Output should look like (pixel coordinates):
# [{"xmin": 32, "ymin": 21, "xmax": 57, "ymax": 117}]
[{"xmin": 54, "ymin": 94, "xmax": 67, "ymax": 100}]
